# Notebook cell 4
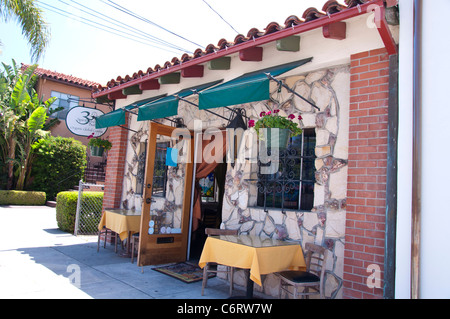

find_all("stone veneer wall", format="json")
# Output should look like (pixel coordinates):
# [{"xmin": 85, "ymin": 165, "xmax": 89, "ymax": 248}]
[
  {"xmin": 219, "ymin": 65, "xmax": 350, "ymax": 299},
  {"xmin": 120, "ymin": 65, "xmax": 351, "ymax": 299}
]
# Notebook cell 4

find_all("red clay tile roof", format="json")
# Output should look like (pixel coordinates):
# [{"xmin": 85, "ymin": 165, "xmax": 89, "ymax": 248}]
[
  {"xmin": 93, "ymin": 0, "xmax": 390, "ymax": 95},
  {"xmin": 21, "ymin": 64, "xmax": 100, "ymax": 88}
]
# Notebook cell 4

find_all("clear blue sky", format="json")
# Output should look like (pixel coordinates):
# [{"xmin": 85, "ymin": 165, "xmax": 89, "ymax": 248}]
[{"xmin": 0, "ymin": 0, "xmax": 326, "ymax": 85}]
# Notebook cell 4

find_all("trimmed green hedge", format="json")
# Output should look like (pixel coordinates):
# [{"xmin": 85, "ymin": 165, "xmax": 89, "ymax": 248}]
[
  {"xmin": 0, "ymin": 190, "xmax": 46, "ymax": 205},
  {"xmin": 32, "ymin": 136, "xmax": 87, "ymax": 201},
  {"xmin": 56, "ymin": 191, "xmax": 104, "ymax": 234}
]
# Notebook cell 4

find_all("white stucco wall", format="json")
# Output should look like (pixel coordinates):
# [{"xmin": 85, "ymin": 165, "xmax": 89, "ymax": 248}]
[
  {"xmin": 419, "ymin": 0, "xmax": 450, "ymax": 299},
  {"xmin": 397, "ymin": 0, "xmax": 450, "ymax": 299}
]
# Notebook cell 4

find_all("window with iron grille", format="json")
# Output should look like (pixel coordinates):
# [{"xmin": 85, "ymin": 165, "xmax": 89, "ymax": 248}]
[{"xmin": 256, "ymin": 128, "xmax": 316, "ymax": 212}]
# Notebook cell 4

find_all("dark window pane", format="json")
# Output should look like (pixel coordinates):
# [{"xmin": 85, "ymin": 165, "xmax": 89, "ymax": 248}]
[
  {"xmin": 257, "ymin": 128, "xmax": 316, "ymax": 211},
  {"xmin": 152, "ymin": 142, "xmax": 169, "ymax": 197}
]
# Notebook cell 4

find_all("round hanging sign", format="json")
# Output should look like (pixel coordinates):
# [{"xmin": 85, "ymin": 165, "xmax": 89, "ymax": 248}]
[{"xmin": 65, "ymin": 106, "xmax": 107, "ymax": 137}]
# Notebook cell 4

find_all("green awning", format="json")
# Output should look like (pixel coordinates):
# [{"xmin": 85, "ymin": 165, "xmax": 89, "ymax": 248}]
[
  {"xmin": 95, "ymin": 108, "xmax": 126, "ymax": 129},
  {"xmin": 198, "ymin": 58, "xmax": 312, "ymax": 110},
  {"xmin": 137, "ymin": 80, "xmax": 222, "ymax": 122},
  {"xmin": 95, "ymin": 95, "xmax": 166, "ymax": 129}
]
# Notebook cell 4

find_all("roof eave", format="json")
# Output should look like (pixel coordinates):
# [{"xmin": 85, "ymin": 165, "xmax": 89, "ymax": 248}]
[{"xmin": 93, "ymin": 0, "xmax": 393, "ymax": 99}]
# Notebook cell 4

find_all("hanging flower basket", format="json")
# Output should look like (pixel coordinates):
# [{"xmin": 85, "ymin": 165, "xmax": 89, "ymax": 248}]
[
  {"xmin": 87, "ymin": 135, "xmax": 112, "ymax": 157},
  {"xmin": 249, "ymin": 110, "xmax": 303, "ymax": 150},
  {"xmin": 263, "ymin": 128, "xmax": 292, "ymax": 150}
]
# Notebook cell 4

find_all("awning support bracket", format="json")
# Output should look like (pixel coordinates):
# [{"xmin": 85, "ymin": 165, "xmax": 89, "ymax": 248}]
[
  {"xmin": 177, "ymin": 94, "xmax": 251, "ymax": 122},
  {"xmin": 119, "ymin": 125, "xmax": 138, "ymax": 133},
  {"xmin": 124, "ymin": 107, "xmax": 178, "ymax": 125},
  {"xmin": 176, "ymin": 95, "xmax": 230, "ymax": 121},
  {"xmin": 265, "ymin": 73, "xmax": 320, "ymax": 111}
]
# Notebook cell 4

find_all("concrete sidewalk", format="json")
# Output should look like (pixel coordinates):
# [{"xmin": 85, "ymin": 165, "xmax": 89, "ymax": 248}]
[{"xmin": 0, "ymin": 205, "xmax": 263, "ymax": 299}]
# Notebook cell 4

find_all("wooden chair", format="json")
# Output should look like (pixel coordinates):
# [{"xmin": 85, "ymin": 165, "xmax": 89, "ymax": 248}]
[
  {"xmin": 131, "ymin": 233, "xmax": 139, "ymax": 264},
  {"xmin": 201, "ymin": 228, "xmax": 238, "ymax": 297},
  {"xmin": 277, "ymin": 243, "xmax": 328, "ymax": 299},
  {"xmin": 97, "ymin": 226, "xmax": 119, "ymax": 253}
]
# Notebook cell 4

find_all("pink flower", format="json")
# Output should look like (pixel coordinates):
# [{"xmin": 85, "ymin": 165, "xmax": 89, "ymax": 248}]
[
  {"xmin": 87, "ymin": 133, "xmax": 94, "ymax": 139},
  {"xmin": 273, "ymin": 109, "xmax": 280, "ymax": 113},
  {"xmin": 288, "ymin": 114, "xmax": 295, "ymax": 120},
  {"xmin": 260, "ymin": 111, "xmax": 266, "ymax": 117},
  {"xmin": 298, "ymin": 115, "xmax": 303, "ymax": 121},
  {"xmin": 248, "ymin": 120, "xmax": 255, "ymax": 127},
  {"xmin": 266, "ymin": 111, "xmax": 271, "ymax": 115}
]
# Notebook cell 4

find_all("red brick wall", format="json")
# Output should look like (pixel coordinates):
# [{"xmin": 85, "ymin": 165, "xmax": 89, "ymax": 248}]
[
  {"xmin": 102, "ymin": 115, "xmax": 129, "ymax": 211},
  {"xmin": 344, "ymin": 48, "xmax": 390, "ymax": 299}
]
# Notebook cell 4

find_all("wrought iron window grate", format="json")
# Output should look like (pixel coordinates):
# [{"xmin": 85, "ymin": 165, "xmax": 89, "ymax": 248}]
[{"xmin": 255, "ymin": 129, "xmax": 316, "ymax": 212}]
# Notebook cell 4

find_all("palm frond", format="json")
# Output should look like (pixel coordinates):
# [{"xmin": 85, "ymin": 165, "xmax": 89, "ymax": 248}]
[{"xmin": 1, "ymin": 0, "xmax": 50, "ymax": 62}]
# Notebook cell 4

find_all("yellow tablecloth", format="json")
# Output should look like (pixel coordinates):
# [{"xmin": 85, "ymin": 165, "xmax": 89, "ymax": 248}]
[
  {"xmin": 98, "ymin": 209, "xmax": 141, "ymax": 241},
  {"xmin": 198, "ymin": 236, "xmax": 306, "ymax": 286}
]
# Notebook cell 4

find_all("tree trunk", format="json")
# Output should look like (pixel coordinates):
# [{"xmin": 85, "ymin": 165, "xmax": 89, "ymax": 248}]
[
  {"xmin": 16, "ymin": 143, "xmax": 32, "ymax": 191},
  {"xmin": 6, "ymin": 136, "xmax": 16, "ymax": 190}
]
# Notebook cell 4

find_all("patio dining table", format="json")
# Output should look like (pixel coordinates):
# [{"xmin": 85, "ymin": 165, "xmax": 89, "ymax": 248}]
[
  {"xmin": 98, "ymin": 208, "xmax": 141, "ymax": 256},
  {"xmin": 198, "ymin": 234, "xmax": 306, "ymax": 298}
]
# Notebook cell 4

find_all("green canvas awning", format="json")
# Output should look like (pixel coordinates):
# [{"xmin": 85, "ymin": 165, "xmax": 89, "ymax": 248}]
[
  {"xmin": 198, "ymin": 58, "xmax": 312, "ymax": 110},
  {"xmin": 95, "ymin": 108, "xmax": 126, "ymax": 129},
  {"xmin": 137, "ymin": 80, "xmax": 222, "ymax": 122},
  {"xmin": 95, "ymin": 95, "xmax": 166, "ymax": 129}
]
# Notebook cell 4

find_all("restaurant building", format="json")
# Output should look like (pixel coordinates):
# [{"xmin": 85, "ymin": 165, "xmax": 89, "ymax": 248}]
[{"xmin": 92, "ymin": 0, "xmax": 400, "ymax": 299}]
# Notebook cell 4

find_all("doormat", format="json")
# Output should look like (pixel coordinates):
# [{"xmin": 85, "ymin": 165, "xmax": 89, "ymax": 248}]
[{"xmin": 152, "ymin": 262, "xmax": 215, "ymax": 283}]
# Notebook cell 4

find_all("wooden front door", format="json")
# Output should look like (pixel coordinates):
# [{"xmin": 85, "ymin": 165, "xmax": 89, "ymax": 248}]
[{"xmin": 138, "ymin": 122, "xmax": 194, "ymax": 266}]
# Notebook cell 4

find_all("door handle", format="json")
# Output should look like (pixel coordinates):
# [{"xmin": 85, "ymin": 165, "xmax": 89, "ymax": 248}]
[{"xmin": 146, "ymin": 198, "xmax": 155, "ymax": 204}]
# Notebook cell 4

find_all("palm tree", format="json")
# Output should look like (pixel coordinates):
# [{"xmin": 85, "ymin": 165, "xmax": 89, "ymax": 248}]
[
  {"xmin": 0, "ymin": 61, "xmax": 56, "ymax": 190},
  {"xmin": 0, "ymin": 0, "xmax": 50, "ymax": 62}
]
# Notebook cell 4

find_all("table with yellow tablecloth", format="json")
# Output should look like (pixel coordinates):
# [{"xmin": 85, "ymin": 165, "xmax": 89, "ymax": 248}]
[
  {"xmin": 98, "ymin": 208, "xmax": 141, "ymax": 241},
  {"xmin": 198, "ymin": 235, "xmax": 306, "ymax": 288}
]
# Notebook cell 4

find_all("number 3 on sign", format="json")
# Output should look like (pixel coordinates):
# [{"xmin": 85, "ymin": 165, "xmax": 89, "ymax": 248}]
[{"xmin": 366, "ymin": 264, "xmax": 381, "ymax": 289}]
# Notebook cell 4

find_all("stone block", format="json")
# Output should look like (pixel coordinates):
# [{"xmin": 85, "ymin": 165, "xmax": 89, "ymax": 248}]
[{"xmin": 325, "ymin": 210, "xmax": 346, "ymax": 238}]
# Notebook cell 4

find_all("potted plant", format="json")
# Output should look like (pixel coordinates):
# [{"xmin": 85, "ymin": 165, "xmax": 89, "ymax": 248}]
[
  {"xmin": 87, "ymin": 134, "xmax": 112, "ymax": 157},
  {"xmin": 249, "ymin": 110, "xmax": 303, "ymax": 149}
]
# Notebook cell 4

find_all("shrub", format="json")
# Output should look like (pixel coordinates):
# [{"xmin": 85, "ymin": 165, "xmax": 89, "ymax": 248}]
[
  {"xmin": 56, "ymin": 191, "xmax": 103, "ymax": 234},
  {"xmin": 0, "ymin": 190, "xmax": 46, "ymax": 205},
  {"xmin": 31, "ymin": 136, "xmax": 87, "ymax": 200}
]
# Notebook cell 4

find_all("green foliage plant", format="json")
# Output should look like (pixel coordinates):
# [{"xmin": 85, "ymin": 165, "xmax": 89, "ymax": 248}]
[
  {"xmin": 250, "ymin": 110, "xmax": 303, "ymax": 138},
  {"xmin": 0, "ymin": 61, "xmax": 57, "ymax": 190},
  {"xmin": 0, "ymin": 0, "xmax": 50, "ymax": 62},
  {"xmin": 31, "ymin": 136, "xmax": 87, "ymax": 200},
  {"xmin": 0, "ymin": 190, "xmax": 45, "ymax": 205},
  {"xmin": 56, "ymin": 191, "xmax": 103, "ymax": 234},
  {"xmin": 87, "ymin": 137, "xmax": 112, "ymax": 150}
]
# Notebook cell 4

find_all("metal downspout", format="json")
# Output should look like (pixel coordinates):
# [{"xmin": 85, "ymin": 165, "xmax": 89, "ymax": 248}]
[
  {"xmin": 411, "ymin": 0, "xmax": 422, "ymax": 299},
  {"xmin": 384, "ymin": 53, "xmax": 399, "ymax": 299}
]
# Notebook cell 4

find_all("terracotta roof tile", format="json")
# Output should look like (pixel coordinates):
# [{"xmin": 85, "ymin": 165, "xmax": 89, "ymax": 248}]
[
  {"xmin": 217, "ymin": 38, "xmax": 233, "ymax": 50},
  {"xmin": 21, "ymin": 64, "xmax": 100, "ymax": 88},
  {"xmin": 302, "ymin": 7, "xmax": 326, "ymax": 21},
  {"xmin": 247, "ymin": 27, "xmax": 264, "ymax": 39},
  {"xmin": 94, "ymin": 0, "xmax": 385, "ymax": 94},
  {"xmin": 283, "ymin": 15, "xmax": 304, "ymax": 27},
  {"xmin": 205, "ymin": 43, "xmax": 219, "ymax": 54},
  {"xmin": 264, "ymin": 22, "xmax": 282, "ymax": 35},
  {"xmin": 233, "ymin": 34, "xmax": 247, "ymax": 45},
  {"xmin": 322, "ymin": 0, "xmax": 347, "ymax": 14}
]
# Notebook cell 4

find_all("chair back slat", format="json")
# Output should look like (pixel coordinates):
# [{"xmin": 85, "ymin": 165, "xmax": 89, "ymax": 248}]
[{"xmin": 304, "ymin": 243, "xmax": 327, "ymax": 278}]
